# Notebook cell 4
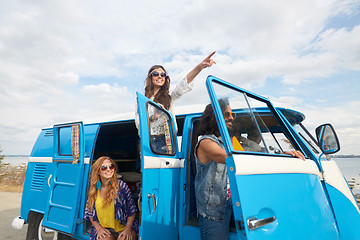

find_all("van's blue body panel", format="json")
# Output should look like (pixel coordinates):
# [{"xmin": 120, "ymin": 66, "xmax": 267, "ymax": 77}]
[
  {"xmin": 21, "ymin": 162, "xmax": 50, "ymax": 217},
  {"xmin": 17, "ymin": 76, "xmax": 359, "ymax": 240},
  {"xmin": 325, "ymin": 183, "xmax": 360, "ymax": 239},
  {"xmin": 231, "ymin": 173, "xmax": 339, "ymax": 239},
  {"xmin": 21, "ymin": 124, "xmax": 100, "ymax": 225}
]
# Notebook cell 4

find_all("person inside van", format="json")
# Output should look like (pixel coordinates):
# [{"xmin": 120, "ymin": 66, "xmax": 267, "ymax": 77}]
[
  {"xmin": 195, "ymin": 100, "xmax": 305, "ymax": 240},
  {"xmin": 134, "ymin": 51, "xmax": 216, "ymax": 141},
  {"xmin": 239, "ymin": 127, "xmax": 264, "ymax": 152},
  {"xmin": 85, "ymin": 156, "xmax": 139, "ymax": 240}
]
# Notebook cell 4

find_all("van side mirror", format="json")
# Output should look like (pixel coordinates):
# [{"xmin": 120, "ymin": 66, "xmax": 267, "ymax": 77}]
[{"xmin": 315, "ymin": 124, "xmax": 340, "ymax": 154}]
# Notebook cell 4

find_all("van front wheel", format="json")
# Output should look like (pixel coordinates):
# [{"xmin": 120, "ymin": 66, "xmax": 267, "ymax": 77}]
[{"xmin": 26, "ymin": 212, "xmax": 72, "ymax": 240}]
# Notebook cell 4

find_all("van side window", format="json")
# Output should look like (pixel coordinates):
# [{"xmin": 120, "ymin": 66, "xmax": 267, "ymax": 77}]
[
  {"xmin": 59, "ymin": 126, "xmax": 72, "ymax": 156},
  {"xmin": 147, "ymin": 102, "xmax": 176, "ymax": 156},
  {"xmin": 237, "ymin": 98, "xmax": 297, "ymax": 154}
]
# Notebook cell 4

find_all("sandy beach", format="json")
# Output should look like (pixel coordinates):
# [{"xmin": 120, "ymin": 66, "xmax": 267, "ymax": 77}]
[
  {"xmin": 0, "ymin": 191, "xmax": 28, "ymax": 239},
  {"xmin": 0, "ymin": 191, "xmax": 22, "ymax": 211}
]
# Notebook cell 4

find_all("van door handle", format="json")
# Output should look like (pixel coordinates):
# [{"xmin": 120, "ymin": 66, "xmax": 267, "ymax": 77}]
[
  {"xmin": 247, "ymin": 216, "xmax": 276, "ymax": 230},
  {"xmin": 147, "ymin": 193, "xmax": 156, "ymax": 214},
  {"xmin": 48, "ymin": 174, "xmax": 52, "ymax": 187}
]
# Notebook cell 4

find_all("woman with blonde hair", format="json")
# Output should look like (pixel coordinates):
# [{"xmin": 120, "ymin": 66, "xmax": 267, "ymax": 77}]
[{"xmin": 85, "ymin": 156, "xmax": 138, "ymax": 240}]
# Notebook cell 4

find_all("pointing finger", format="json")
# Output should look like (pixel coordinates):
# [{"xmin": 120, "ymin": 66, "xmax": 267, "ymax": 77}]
[{"xmin": 205, "ymin": 51, "xmax": 216, "ymax": 60}]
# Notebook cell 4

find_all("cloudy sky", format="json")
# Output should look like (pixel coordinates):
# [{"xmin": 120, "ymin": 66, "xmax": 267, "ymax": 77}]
[{"xmin": 0, "ymin": 0, "xmax": 359, "ymax": 155}]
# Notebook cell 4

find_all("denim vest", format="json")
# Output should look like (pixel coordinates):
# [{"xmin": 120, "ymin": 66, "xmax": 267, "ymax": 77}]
[{"xmin": 194, "ymin": 134, "xmax": 228, "ymax": 221}]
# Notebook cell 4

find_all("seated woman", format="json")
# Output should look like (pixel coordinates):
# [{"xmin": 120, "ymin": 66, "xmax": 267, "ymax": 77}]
[{"xmin": 85, "ymin": 156, "xmax": 139, "ymax": 240}]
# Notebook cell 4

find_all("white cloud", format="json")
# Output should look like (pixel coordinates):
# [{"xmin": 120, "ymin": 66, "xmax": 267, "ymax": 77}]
[
  {"xmin": 82, "ymin": 83, "xmax": 130, "ymax": 97},
  {"xmin": 330, "ymin": 0, "xmax": 360, "ymax": 16},
  {"xmin": 314, "ymin": 26, "xmax": 360, "ymax": 70},
  {"xmin": 268, "ymin": 96, "xmax": 304, "ymax": 108},
  {"xmin": 0, "ymin": 0, "xmax": 359, "ymax": 155},
  {"xmin": 80, "ymin": 83, "xmax": 134, "ymax": 112}
]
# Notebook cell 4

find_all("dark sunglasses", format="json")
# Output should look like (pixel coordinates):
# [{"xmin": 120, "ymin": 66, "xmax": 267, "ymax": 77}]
[
  {"xmin": 151, "ymin": 71, "xmax": 166, "ymax": 77},
  {"xmin": 224, "ymin": 111, "xmax": 236, "ymax": 118},
  {"xmin": 100, "ymin": 164, "xmax": 115, "ymax": 171}
]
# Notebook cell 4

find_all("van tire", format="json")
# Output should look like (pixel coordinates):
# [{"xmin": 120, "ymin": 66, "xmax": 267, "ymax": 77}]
[{"xmin": 26, "ymin": 212, "xmax": 73, "ymax": 240}]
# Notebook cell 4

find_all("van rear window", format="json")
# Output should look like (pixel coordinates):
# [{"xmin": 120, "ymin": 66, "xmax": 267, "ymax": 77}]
[{"xmin": 59, "ymin": 126, "xmax": 72, "ymax": 156}]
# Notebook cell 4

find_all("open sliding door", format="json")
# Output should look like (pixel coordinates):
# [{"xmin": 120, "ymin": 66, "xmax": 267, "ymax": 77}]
[{"xmin": 42, "ymin": 122, "xmax": 85, "ymax": 235}]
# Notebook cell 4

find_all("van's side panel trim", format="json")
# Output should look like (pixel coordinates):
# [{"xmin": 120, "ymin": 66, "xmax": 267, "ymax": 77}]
[
  {"xmin": 233, "ymin": 154, "xmax": 320, "ymax": 176},
  {"xmin": 233, "ymin": 154, "xmax": 359, "ymax": 211},
  {"xmin": 143, "ymin": 156, "xmax": 184, "ymax": 169},
  {"xmin": 28, "ymin": 157, "xmax": 90, "ymax": 164},
  {"xmin": 322, "ymin": 160, "xmax": 360, "ymax": 212},
  {"xmin": 28, "ymin": 157, "xmax": 52, "ymax": 163}
]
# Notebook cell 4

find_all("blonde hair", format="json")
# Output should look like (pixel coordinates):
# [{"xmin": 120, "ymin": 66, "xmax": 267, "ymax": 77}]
[{"xmin": 86, "ymin": 156, "xmax": 119, "ymax": 212}]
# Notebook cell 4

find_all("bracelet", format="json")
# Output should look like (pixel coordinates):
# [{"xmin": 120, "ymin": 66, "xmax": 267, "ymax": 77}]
[
  {"xmin": 95, "ymin": 225, "xmax": 102, "ymax": 232},
  {"xmin": 125, "ymin": 225, "xmax": 132, "ymax": 230}
]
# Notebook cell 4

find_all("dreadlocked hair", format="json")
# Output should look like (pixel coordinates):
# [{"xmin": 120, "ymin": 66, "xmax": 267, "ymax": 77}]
[{"xmin": 197, "ymin": 98, "xmax": 230, "ymax": 137}]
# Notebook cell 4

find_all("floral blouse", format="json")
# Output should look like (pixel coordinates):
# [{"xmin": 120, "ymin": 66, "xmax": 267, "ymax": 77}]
[{"xmin": 135, "ymin": 76, "xmax": 193, "ymax": 135}]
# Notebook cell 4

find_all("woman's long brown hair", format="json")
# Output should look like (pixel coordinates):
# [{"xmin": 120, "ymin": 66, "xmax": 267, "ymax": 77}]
[
  {"xmin": 144, "ymin": 65, "xmax": 171, "ymax": 110},
  {"xmin": 86, "ymin": 156, "xmax": 119, "ymax": 212}
]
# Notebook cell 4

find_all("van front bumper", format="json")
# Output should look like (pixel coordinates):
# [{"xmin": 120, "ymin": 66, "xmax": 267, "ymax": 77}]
[{"xmin": 12, "ymin": 216, "xmax": 25, "ymax": 230}]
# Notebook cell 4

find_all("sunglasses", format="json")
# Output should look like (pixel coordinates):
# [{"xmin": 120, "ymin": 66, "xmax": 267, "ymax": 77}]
[
  {"xmin": 224, "ymin": 111, "xmax": 236, "ymax": 119},
  {"xmin": 151, "ymin": 71, "xmax": 166, "ymax": 77},
  {"xmin": 100, "ymin": 164, "xmax": 115, "ymax": 171}
]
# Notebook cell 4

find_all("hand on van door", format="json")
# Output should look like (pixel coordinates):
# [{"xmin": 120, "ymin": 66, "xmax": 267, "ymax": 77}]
[{"xmin": 283, "ymin": 150, "xmax": 305, "ymax": 160}]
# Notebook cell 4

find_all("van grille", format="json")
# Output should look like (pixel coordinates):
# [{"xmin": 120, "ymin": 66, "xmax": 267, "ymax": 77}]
[{"xmin": 31, "ymin": 164, "xmax": 46, "ymax": 191}]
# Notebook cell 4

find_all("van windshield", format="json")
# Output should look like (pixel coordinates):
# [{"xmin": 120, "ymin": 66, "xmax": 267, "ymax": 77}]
[{"xmin": 293, "ymin": 122, "xmax": 322, "ymax": 158}]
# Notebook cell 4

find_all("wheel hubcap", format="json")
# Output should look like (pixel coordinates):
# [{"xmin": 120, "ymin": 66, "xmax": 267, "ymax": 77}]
[{"xmin": 38, "ymin": 218, "xmax": 58, "ymax": 240}]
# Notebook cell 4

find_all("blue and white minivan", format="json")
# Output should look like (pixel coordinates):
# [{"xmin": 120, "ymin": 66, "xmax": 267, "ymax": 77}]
[{"xmin": 13, "ymin": 76, "xmax": 360, "ymax": 239}]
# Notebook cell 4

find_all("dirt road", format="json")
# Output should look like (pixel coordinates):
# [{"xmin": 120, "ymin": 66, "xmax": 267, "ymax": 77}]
[{"xmin": 0, "ymin": 191, "xmax": 27, "ymax": 239}]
